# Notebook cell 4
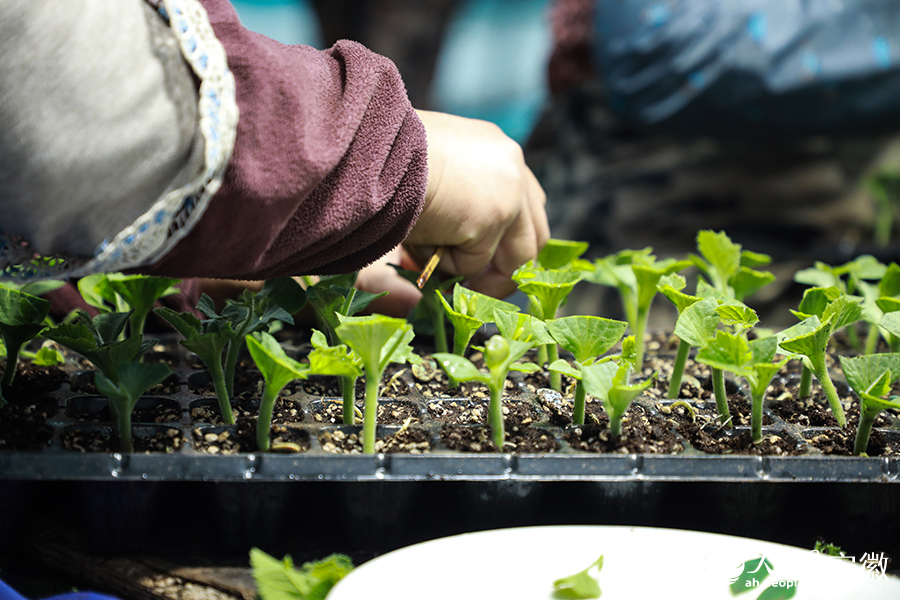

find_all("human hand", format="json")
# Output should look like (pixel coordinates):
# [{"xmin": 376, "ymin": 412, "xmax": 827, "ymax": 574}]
[
  {"xmin": 353, "ymin": 245, "xmax": 423, "ymax": 317},
  {"xmin": 405, "ymin": 110, "xmax": 549, "ymax": 298}
]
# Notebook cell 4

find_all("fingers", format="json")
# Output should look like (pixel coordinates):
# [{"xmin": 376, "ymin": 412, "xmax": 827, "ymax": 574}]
[{"xmin": 354, "ymin": 246, "xmax": 422, "ymax": 317}]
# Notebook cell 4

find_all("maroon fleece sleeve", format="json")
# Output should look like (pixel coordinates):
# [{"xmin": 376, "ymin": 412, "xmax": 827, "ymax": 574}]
[{"xmin": 141, "ymin": 0, "xmax": 428, "ymax": 280}]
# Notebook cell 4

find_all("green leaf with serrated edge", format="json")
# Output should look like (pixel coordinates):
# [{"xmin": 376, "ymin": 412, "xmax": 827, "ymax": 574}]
[
  {"xmin": 833, "ymin": 254, "xmax": 886, "ymax": 280},
  {"xmin": 154, "ymin": 307, "xmax": 203, "ymax": 339},
  {"xmin": 308, "ymin": 344, "xmax": 363, "ymax": 378},
  {"xmin": 334, "ymin": 315, "xmax": 409, "ymax": 374},
  {"xmin": 250, "ymin": 548, "xmax": 353, "ymax": 600},
  {"xmin": 12, "ymin": 279, "xmax": 65, "ymax": 297},
  {"xmin": 379, "ymin": 324, "xmax": 421, "ymax": 369},
  {"xmin": 674, "ymin": 297, "xmax": 720, "ymax": 349},
  {"xmin": 779, "ymin": 321, "xmax": 830, "ymax": 360},
  {"xmin": 432, "ymin": 353, "xmax": 490, "ymax": 384},
  {"xmin": 196, "ymin": 294, "xmax": 219, "ymax": 319},
  {"xmin": 730, "ymin": 557, "xmax": 773, "ymax": 595},
  {"xmin": 880, "ymin": 311, "xmax": 900, "ymax": 338},
  {"xmin": 695, "ymin": 331, "xmax": 754, "ymax": 379},
  {"xmin": 740, "ymin": 249, "xmax": 772, "ymax": 268},
  {"xmin": 579, "ymin": 360, "xmax": 619, "ymax": 402},
  {"xmin": 538, "ymin": 238, "xmax": 589, "ymax": 270},
  {"xmin": 92, "ymin": 311, "xmax": 132, "ymax": 345},
  {"xmin": 794, "ymin": 263, "xmax": 842, "ymax": 289},
  {"xmin": 658, "ymin": 273, "xmax": 703, "ymax": 314},
  {"xmin": 729, "ymin": 267, "xmax": 776, "ymax": 301},
  {"xmin": 546, "ymin": 316, "xmax": 628, "ymax": 364},
  {"xmin": 822, "ymin": 294, "xmax": 864, "ymax": 334},
  {"xmin": 246, "ymin": 332, "xmax": 309, "ymax": 395},
  {"xmin": 697, "ymin": 230, "xmax": 742, "ymax": 292},
  {"xmin": 839, "ymin": 353, "xmax": 900, "ymax": 397},
  {"xmin": 452, "ymin": 283, "xmax": 518, "ymax": 323},
  {"xmin": 305, "ymin": 287, "xmax": 345, "ymax": 341},
  {"xmin": 494, "ymin": 309, "xmax": 554, "ymax": 345},
  {"xmin": 695, "ymin": 278, "xmax": 728, "ymax": 302},
  {"xmin": 748, "ymin": 335, "xmax": 779, "ymax": 364},
  {"xmin": 633, "ymin": 257, "xmax": 691, "ymax": 309},
  {"xmin": 552, "ymin": 555, "xmax": 603, "ymax": 599},
  {"xmin": 715, "ymin": 302, "xmax": 759, "ymax": 332},
  {"xmin": 33, "ymin": 346, "xmax": 64, "ymax": 366},
  {"xmin": 547, "ymin": 359, "xmax": 582, "ymax": 380},
  {"xmin": 0, "ymin": 287, "xmax": 50, "ymax": 327},
  {"xmin": 437, "ymin": 290, "xmax": 483, "ymax": 354},
  {"xmin": 793, "ymin": 286, "xmax": 844, "ymax": 320}
]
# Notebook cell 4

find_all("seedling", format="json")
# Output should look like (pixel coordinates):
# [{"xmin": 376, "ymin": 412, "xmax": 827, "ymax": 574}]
[
  {"xmin": 585, "ymin": 248, "xmax": 690, "ymax": 378},
  {"xmin": 436, "ymin": 283, "xmax": 518, "ymax": 388},
  {"xmin": 245, "ymin": 332, "xmax": 311, "ymax": 452},
  {"xmin": 867, "ymin": 170, "xmax": 900, "ymax": 247},
  {"xmin": 853, "ymin": 262, "xmax": 900, "ymax": 354},
  {"xmin": 839, "ymin": 349, "xmax": 900, "ymax": 455},
  {"xmin": 537, "ymin": 238, "xmax": 589, "ymax": 270},
  {"xmin": 218, "ymin": 279, "xmax": 304, "ymax": 400},
  {"xmin": 545, "ymin": 315, "xmax": 628, "ymax": 424},
  {"xmin": 789, "ymin": 286, "xmax": 843, "ymax": 397},
  {"xmin": 580, "ymin": 337, "xmax": 656, "ymax": 440},
  {"xmin": 794, "ymin": 255, "xmax": 886, "ymax": 352},
  {"xmin": 335, "ymin": 315, "xmax": 419, "ymax": 454},
  {"xmin": 696, "ymin": 332, "xmax": 790, "ymax": 443},
  {"xmin": 250, "ymin": 548, "xmax": 354, "ymax": 600},
  {"xmin": 392, "ymin": 264, "xmax": 462, "ymax": 354},
  {"xmin": 689, "ymin": 230, "xmax": 776, "ymax": 303},
  {"xmin": 306, "ymin": 329, "xmax": 364, "ymax": 424},
  {"xmin": 155, "ymin": 295, "xmax": 242, "ymax": 424},
  {"xmin": 657, "ymin": 275, "xmax": 716, "ymax": 399},
  {"xmin": 433, "ymin": 335, "xmax": 540, "ymax": 449},
  {"xmin": 513, "ymin": 261, "xmax": 585, "ymax": 390},
  {"xmin": 777, "ymin": 294, "xmax": 864, "ymax": 427},
  {"xmin": 307, "ymin": 275, "xmax": 386, "ymax": 413},
  {"xmin": 94, "ymin": 361, "xmax": 172, "ymax": 453},
  {"xmin": 0, "ymin": 287, "xmax": 51, "ymax": 402},
  {"xmin": 43, "ymin": 310, "xmax": 154, "ymax": 382},
  {"xmin": 78, "ymin": 273, "xmax": 181, "ymax": 338}
]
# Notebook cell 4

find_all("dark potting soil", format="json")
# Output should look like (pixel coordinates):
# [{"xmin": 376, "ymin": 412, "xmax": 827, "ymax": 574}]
[
  {"xmin": 61, "ymin": 425, "xmax": 184, "ymax": 453},
  {"xmin": 439, "ymin": 423, "xmax": 560, "ymax": 453},
  {"xmin": 191, "ymin": 422, "xmax": 311, "ymax": 454},
  {"xmin": 562, "ymin": 404, "xmax": 683, "ymax": 454},
  {"xmin": 425, "ymin": 398, "xmax": 542, "ymax": 425},
  {"xmin": 318, "ymin": 426, "xmax": 432, "ymax": 454},
  {"xmin": 803, "ymin": 427, "xmax": 897, "ymax": 456},
  {"xmin": 189, "ymin": 396, "xmax": 304, "ymax": 425},
  {"xmin": 309, "ymin": 399, "xmax": 421, "ymax": 425}
]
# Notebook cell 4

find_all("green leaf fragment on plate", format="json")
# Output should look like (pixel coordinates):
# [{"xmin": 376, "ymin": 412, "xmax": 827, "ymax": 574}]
[
  {"xmin": 250, "ymin": 548, "xmax": 353, "ymax": 600},
  {"xmin": 552, "ymin": 555, "xmax": 603, "ymax": 599}
]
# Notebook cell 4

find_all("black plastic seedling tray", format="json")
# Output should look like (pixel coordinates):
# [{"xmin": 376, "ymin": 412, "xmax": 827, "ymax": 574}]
[{"xmin": 3, "ymin": 345, "xmax": 900, "ymax": 563}]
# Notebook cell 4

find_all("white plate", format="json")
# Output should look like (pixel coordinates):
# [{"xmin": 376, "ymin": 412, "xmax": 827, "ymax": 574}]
[{"xmin": 328, "ymin": 525, "xmax": 900, "ymax": 600}]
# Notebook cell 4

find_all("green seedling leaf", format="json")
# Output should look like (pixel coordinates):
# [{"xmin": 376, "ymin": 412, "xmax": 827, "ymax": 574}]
[
  {"xmin": 674, "ymin": 297, "xmax": 720, "ymax": 349},
  {"xmin": 0, "ymin": 279, "xmax": 66, "ymax": 297},
  {"xmin": 95, "ymin": 361, "xmax": 172, "ymax": 453},
  {"xmin": 538, "ymin": 238, "xmax": 590, "ymax": 270},
  {"xmin": 748, "ymin": 335, "xmax": 779, "ymax": 365},
  {"xmin": 546, "ymin": 316, "xmax": 628, "ymax": 364},
  {"xmin": 657, "ymin": 273, "xmax": 703, "ymax": 314},
  {"xmin": 839, "ymin": 353, "xmax": 900, "ymax": 397},
  {"xmin": 880, "ymin": 311, "xmax": 900, "ymax": 338},
  {"xmin": 694, "ymin": 230, "xmax": 742, "ymax": 292},
  {"xmin": 740, "ymin": 249, "xmax": 772, "ymax": 268},
  {"xmin": 876, "ymin": 296, "xmax": 900, "ymax": 314},
  {"xmin": 547, "ymin": 359, "xmax": 582, "ymax": 380},
  {"xmin": 729, "ymin": 557, "xmax": 774, "ymax": 595},
  {"xmin": 43, "ymin": 315, "xmax": 146, "ymax": 381},
  {"xmin": 552, "ymin": 555, "xmax": 603, "ymax": 599},
  {"xmin": 696, "ymin": 331, "xmax": 754, "ymax": 380},
  {"xmin": 451, "ymin": 283, "xmax": 518, "ymax": 323},
  {"xmin": 790, "ymin": 286, "xmax": 843, "ymax": 321},
  {"xmin": 436, "ymin": 290, "xmax": 486, "ymax": 357},
  {"xmin": 77, "ymin": 273, "xmax": 121, "ymax": 313},
  {"xmin": 250, "ymin": 548, "xmax": 353, "ymax": 600},
  {"xmin": 513, "ymin": 261, "xmax": 583, "ymax": 320},
  {"xmin": 879, "ymin": 263, "xmax": 900, "ymax": 298},
  {"xmin": 105, "ymin": 274, "xmax": 181, "ymax": 336},
  {"xmin": 730, "ymin": 266, "xmax": 776, "ymax": 301},
  {"xmin": 432, "ymin": 353, "xmax": 490, "ymax": 384},
  {"xmin": 821, "ymin": 293, "xmax": 864, "ymax": 332},
  {"xmin": 32, "ymin": 346, "xmax": 64, "ymax": 367},
  {"xmin": 0, "ymin": 287, "xmax": 52, "ymax": 390},
  {"xmin": 715, "ymin": 302, "xmax": 759, "ymax": 333},
  {"xmin": 579, "ymin": 361, "xmax": 620, "ymax": 406},
  {"xmin": 494, "ymin": 309, "xmax": 554, "ymax": 345},
  {"xmin": 258, "ymin": 277, "xmax": 307, "ymax": 316},
  {"xmin": 246, "ymin": 332, "xmax": 310, "ymax": 451},
  {"xmin": 307, "ymin": 335, "xmax": 363, "ymax": 379}
]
